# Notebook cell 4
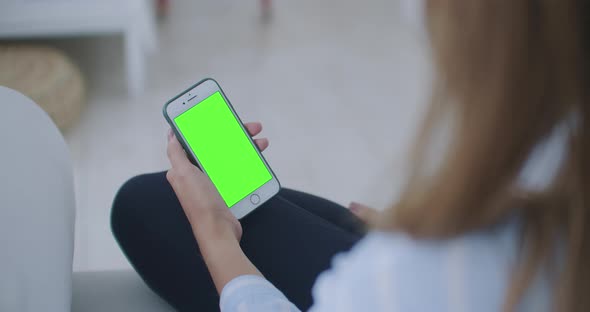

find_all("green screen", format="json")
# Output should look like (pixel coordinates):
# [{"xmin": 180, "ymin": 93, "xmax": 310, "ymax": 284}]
[{"xmin": 174, "ymin": 91, "xmax": 272, "ymax": 207}]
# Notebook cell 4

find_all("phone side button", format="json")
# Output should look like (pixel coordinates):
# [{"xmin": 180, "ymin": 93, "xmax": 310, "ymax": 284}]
[{"xmin": 250, "ymin": 194, "xmax": 260, "ymax": 204}]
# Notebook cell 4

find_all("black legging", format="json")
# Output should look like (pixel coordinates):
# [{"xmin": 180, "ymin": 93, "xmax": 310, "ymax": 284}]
[{"xmin": 111, "ymin": 171, "xmax": 366, "ymax": 311}]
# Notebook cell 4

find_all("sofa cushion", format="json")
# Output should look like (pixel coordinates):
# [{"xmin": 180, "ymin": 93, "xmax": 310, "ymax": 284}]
[
  {"xmin": 72, "ymin": 270, "xmax": 173, "ymax": 312},
  {"xmin": 0, "ymin": 87, "xmax": 75, "ymax": 312}
]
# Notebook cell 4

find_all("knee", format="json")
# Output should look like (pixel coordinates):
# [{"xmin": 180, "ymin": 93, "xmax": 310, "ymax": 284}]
[
  {"xmin": 110, "ymin": 171, "xmax": 168, "ymax": 240},
  {"xmin": 111, "ymin": 174, "xmax": 141, "ymax": 240}
]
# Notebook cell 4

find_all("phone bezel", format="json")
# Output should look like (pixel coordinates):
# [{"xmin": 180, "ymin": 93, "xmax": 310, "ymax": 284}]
[{"xmin": 163, "ymin": 78, "xmax": 281, "ymax": 219}]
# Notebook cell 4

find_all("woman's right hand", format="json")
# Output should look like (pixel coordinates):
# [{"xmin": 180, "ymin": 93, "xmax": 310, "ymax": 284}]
[{"xmin": 349, "ymin": 202, "xmax": 379, "ymax": 224}]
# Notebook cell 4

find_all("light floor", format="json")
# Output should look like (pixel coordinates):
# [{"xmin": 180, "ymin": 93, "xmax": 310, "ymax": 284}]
[{"xmin": 60, "ymin": 0, "xmax": 431, "ymax": 271}]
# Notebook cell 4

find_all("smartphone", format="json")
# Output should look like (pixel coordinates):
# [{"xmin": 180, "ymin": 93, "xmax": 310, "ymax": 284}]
[{"xmin": 163, "ymin": 78, "xmax": 281, "ymax": 219}]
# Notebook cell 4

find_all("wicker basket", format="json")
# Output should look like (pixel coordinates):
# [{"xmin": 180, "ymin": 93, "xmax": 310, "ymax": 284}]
[{"xmin": 0, "ymin": 45, "xmax": 85, "ymax": 131}]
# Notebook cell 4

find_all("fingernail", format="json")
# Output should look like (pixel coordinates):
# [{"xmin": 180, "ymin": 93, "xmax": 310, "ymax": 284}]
[
  {"xmin": 349, "ymin": 202, "xmax": 360, "ymax": 212},
  {"xmin": 168, "ymin": 129, "xmax": 174, "ymax": 141}
]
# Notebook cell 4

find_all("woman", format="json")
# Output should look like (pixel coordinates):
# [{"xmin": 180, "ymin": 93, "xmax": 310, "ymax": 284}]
[{"xmin": 111, "ymin": 1, "xmax": 590, "ymax": 311}]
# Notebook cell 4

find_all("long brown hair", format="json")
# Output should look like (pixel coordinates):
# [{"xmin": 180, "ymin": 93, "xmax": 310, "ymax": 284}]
[{"xmin": 377, "ymin": 1, "xmax": 590, "ymax": 311}]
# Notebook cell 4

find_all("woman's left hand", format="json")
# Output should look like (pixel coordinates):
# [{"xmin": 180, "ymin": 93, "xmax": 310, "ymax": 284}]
[
  {"xmin": 166, "ymin": 122, "xmax": 268, "ymax": 293},
  {"xmin": 166, "ymin": 122, "xmax": 269, "ymax": 243}
]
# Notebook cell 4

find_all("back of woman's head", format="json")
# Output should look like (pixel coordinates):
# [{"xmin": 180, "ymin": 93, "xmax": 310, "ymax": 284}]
[{"xmin": 378, "ymin": 1, "xmax": 590, "ymax": 311}]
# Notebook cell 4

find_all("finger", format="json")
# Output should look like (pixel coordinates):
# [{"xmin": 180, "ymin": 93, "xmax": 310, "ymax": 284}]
[
  {"xmin": 167, "ymin": 131, "xmax": 192, "ymax": 169},
  {"xmin": 349, "ymin": 202, "xmax": 379, "ymax": 223},
  {"xmin": 254, "ymin": 138, "xmax": 269, "ymax": 151},
  {"xmin": 245, "ymin": 122, "xmax": 263, "ymax": 137}
]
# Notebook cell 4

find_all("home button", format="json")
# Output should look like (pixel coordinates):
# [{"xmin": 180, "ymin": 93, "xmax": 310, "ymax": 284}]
[{"xmin": 250, "ymin": 194, "xmax": 260, "ymax": 205}]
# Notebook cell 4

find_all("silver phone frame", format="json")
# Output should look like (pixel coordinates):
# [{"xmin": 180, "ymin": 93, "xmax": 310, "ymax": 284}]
[{"xmin": 165, "ymin": 79, "xmax": 280, "ymax": 219}]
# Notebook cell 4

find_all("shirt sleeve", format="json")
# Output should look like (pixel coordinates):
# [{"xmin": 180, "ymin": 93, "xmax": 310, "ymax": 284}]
[
  {"xmin": 220, "ymin": 223, "xmax": 546, "ymax": 312},
  {"xmin": 219, "ymin": 275, "xmax": 300, "ymax": 312}
]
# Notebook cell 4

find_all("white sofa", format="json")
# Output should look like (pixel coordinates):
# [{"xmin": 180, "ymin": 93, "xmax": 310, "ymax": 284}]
[{"xmin": 0, "ymin": 87, "xmax": 173, "ymax": 311}]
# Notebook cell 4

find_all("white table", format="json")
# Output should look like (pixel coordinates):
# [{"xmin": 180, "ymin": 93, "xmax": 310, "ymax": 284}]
[{"xmin": 0, "ymin": 0, "xmax": 157, "ymax": 96}]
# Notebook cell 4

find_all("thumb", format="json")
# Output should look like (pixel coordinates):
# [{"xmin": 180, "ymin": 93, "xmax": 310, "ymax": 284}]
[{"xmin": 167, "ymin": 129, "xmax": 192, "ymax": 170}]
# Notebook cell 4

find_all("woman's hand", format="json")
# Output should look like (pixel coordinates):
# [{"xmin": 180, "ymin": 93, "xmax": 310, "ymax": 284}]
[
  {"xmin": 166, "ymin": 122, "xmax": 269, "ymax": 243},
  {"xmin": 166, "ymin": 122, "xmax": 268, "ymax": 293},
  {"xmin": 349, "ymin": 202, "xmax": 379, "ymax": 224}
]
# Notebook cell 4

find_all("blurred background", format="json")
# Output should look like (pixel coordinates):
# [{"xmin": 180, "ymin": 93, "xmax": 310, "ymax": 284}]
[{"xmin": 0, "ymin": 0, "xmax": 431, "ymax": 272}]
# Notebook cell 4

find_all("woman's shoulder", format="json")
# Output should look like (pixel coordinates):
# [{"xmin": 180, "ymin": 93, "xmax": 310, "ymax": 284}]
[{"xmin": 310, "ymin": 219, "xmax": 552, "ymax": 311}]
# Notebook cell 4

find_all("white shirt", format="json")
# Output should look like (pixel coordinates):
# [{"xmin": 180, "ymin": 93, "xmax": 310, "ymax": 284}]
[
  {"xmin": 220, "ymin": 218, "xmax": 555, "ymax": 311},
  {"xmin": 219, "ymin": 117, "xmax": 572, "ymax": 312}
]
